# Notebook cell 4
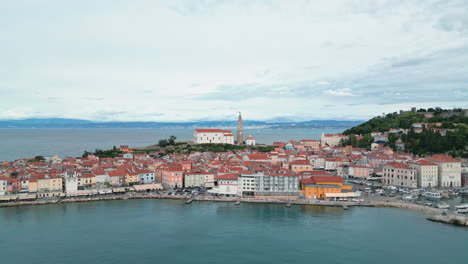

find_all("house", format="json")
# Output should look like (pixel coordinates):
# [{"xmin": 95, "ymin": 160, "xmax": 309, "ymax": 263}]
[
  {"xmin": 78, "ymin": 172, "xmax": 96, "ymax": 189},
  {"xmin": 107, "ymin": 170, "xmax": 126, "ymax": 186},
  {"xmin": 0, "ymin": 177, "xmax": 7, "ymax": 195},
  {"xmin": 299, "ymin": 139, "xmax": 320, "ymax": 152},
  {"xmin": 138, "ymin": 169, "xmax": 156, "ymax": 184},
  {"xmin": 184, "ymin": 170, "xmax": 215, "ymax": 188},
  {"xmin": 300, "ymin": 176, "xmax": 353, "ymax": 199},
  {"xmin": 382, "ymin": 162, "xmax": 417, "ymax": 188},
  {"xmin": 125, "ymin": 171, "xmax": 140, "ymax": 185},
  {"xmin": 427, "ymin": 155, "xmax": 462, "ymax": 187},
  {"xmin": 409, "ymin": 159, "xmax": 438, "ymax": 188},
  {"xmin": 289, "ymin": 160, "xmax": 313, "ymax": 173},
  {"xmin": 161, "ymin": 166, "xmax": 184, "ymax": 189},
  {"xmin": 37, "ymin": 175, "xmax": 63, "ymax": 192},
  {"xmin": 348, "ymin": 165, "xmax": 372, "ymax": 179},
  {"xmin": 320, "ymin": 134, "xmax": 348, "ymax": 147},
  {"xmin": 92, "ymin": 168, "xmax": 109, "ymax": 184},
  {"xmin": 215, "ymin": 173, "xmax": 238, "ymax": 195}
]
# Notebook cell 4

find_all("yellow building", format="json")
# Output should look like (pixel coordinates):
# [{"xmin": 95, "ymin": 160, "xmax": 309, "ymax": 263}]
[
  {"xmin": 300, "ymin": 176, "xmax": 352, "ymax": 199},
  {"xmin": 37, "ymin": 175, "xmax": 63, "ymax": 192},
  {"xmin": 125, "ymin": 172, "xmax": 139, "ymax": 185},
  {"xmin": 28, "ymin": 178, "xmax": 38, "ymax": 193},
  {"xmin": 78, "ymin": 173, "xmax": 97, "ymax": 187}
]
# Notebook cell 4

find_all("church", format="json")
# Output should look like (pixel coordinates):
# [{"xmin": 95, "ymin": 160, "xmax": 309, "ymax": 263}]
[{"xmin": 193, "ymin": 113, "xmax": 244, "ymax": 145}]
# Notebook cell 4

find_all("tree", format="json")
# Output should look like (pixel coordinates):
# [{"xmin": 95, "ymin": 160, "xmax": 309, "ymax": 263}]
[
  {"xmin": 158, "ymin": 139, "xmax": 169, "ymax": 147},
  {"xmin": 33, "ymin": 156, "xmax": 45, "ymax": 162},
  {"xmin": 168, "ymin": 135, "xmax": 177, "ymax": 145}
]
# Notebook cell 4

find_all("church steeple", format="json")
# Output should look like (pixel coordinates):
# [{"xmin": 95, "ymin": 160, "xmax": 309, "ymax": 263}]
[{"xmin": 237, "ymin": 112, "xmax": 243, "ymax": 145}]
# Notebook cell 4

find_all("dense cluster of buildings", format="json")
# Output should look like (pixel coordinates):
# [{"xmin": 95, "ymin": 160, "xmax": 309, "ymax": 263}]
[{"xmin": 1, "ymin": 131, "xmax": 466, "ymax": 201}]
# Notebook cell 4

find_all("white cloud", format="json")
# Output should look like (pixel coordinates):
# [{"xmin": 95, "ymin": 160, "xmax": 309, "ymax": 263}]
[
  {"xmin": 0, "ymin": 0, "xmax": 467, "ymax": 121},
  {"xmin": 323, "ymin": 88, "xmax": 354, "ymax": 97}
]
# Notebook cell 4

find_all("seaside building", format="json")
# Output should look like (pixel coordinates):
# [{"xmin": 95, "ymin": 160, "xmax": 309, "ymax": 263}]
[
  {"xmin": 107, "ymin": 170, "xmax": 126, "ymax": 186},
  {"xmin": 300, "ymin": 176, "xmax": 353, "ymax": 199},
  {"xmin": 193, "ymin": 129, "xmax": 235, "ymax": 144},
  {"xmin": 238, "ymin": 173, "xmax": 299, "ymax": 199},
  {"xmin": 214, "ymin": 173, "xmax": 238, "ymax": 195},
  {"xmin": 237, "ymin": 112, "xmax": 243, "ymax": 145},
  {"xmin": 37, "ymin": 174, "xmax": 63, "ymax": 192},
  {"xmin": 408, "ymin": 159, "xmax": 438, "ymax": 188},
  {"xmin": 64, "ymin": 172, "xmax": 78, "ymax": 193},
  {"xmin": 124, "ymin": 171, "xmax": 139, "ymax": 185},
  {"xmin": 138, "ymin": 169, "xmax": 156, "ymax": 184},
  {"xmin": 161, "ymin": 166, "xmax": 184, "ymax": 189},
  {"xmin": 0, "ymin": 177, "xmax": 7, "ymax": 195},
  {"xmin": 320, "ymin": 134, "xmax": 348, "ymax": 147},
  {"xmin": 382, "ymin": 162, "xmax": 417, "ymax": 188},
  {"xmin": 184, "ymin": 170, "xmax": 215, "ymax": 188},
  {"xmin": 427, "ymin": 155, "xmax": 462, "ymax": 187}
]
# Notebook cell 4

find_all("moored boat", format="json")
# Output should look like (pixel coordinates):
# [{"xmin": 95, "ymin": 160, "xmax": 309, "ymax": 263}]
[
  {"xmin": 454, "ymin": 204, "xmax": 468, "ymax": 214},
  {"xmin": 435, "ymin": 203, "xmax": 450, "ymax": 209},
  {"xmin": 402, "ymin": 194, "xmax": 418, "ymax": 201},
  {"xmin": 422, "ymin": 192, "xmax": 442, "ymax": 200}
]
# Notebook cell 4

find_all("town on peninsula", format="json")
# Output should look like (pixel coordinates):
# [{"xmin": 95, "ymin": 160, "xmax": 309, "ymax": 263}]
[{"xmin": 1, "ymin": 108, "xmax": 468, "ymax": 226}]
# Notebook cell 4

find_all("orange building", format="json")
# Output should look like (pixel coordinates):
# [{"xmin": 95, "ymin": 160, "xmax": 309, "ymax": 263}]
[{"xmin": 300, "ymin": 176, "xmax": 352, "ymax": 199}]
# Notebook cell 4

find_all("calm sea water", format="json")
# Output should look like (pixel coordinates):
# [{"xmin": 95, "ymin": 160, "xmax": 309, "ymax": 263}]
[
  {"xmin": 0, "ymin": 200, "xmax": 466, "ymax": 264},
  {"xmin": 0, "ymin": 128, "xmax": 343, "ymax": 161}
]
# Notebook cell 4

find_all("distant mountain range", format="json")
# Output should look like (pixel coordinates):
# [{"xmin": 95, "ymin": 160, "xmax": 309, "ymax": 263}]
[{"xmin": 0, "ymin": 118, "xmax": 364, "ymax": 129}]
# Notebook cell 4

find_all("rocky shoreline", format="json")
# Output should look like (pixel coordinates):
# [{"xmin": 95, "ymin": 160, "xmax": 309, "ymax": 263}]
[{"xmin": 1, "ymin": 194, "xmax": 467, "ymax": 226}]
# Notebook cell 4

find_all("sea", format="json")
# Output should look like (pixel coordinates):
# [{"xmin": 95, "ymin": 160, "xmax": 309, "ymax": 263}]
[
  {"xmin": 0, "ymin": 127, "xmax": 343, "ymax": 161},
  {"xmin": 0, "ymin": 199, "xmax": 466, "ymax": 264}
]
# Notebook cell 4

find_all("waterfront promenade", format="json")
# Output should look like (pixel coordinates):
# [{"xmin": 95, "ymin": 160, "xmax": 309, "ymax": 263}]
[{"xmin": 1, "ymin": 192, "xmax": 467, "ymax": 226}]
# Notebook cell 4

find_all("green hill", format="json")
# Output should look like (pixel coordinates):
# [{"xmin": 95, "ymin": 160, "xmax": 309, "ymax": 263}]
[{"xmin": 341, "ymin": 108, "xmax": 468, "ymax": 157}]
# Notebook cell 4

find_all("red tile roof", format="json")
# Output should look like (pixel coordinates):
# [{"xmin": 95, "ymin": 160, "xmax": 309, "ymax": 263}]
[
  {"xmin": 301, "ymin": 176, "xmax": 343, "ymax": 184},
  {"xmin": 384, "ymin": 162, "xmax": 410, "ymax": 169},
  {"xmin": 195, "ymin": 129, "xmax": 232, "ymax": 133},
  {"xmin": 217, "ymin": 173, "xmax": 238, "ymax": 180},
  {"xmin": 427, "ymin": 155, "xmax": 460, "ymax": 163}
]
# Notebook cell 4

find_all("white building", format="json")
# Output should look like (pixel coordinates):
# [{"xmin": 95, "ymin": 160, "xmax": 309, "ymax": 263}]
[
  {"xmin": 193, "ymin": 129, "xmax": 235, "ymax": 144},
  {"xmin": 92, "ymin": 169, "xmax": 109, "ymax": 184},
  {"xmin": 427, "ymin": 155, "xmax": 462, "ymax": 187},
  {"xmin": 0, "ymin": 178, "xmax": 7, "ymax": 195},
  {"xmin": 238, "ymin": 173, "xmax": 299, "ymax": 197},
  {"xmin": 320, "ymin": 133, "xmax": 348, "ymax": 147},
  {"xmin": 383, "ymin": 162, "xmax": 417, "ymax": 188},
  {"xmin": 215, "ymin": 174, "xmax": 238, "ymax": 195},
  {"xmin": 138, "ymin": 170, "xmax": 156, "ymax": 184},
  {"xmin": 245, "ymin": 135, "xmax": 256, "ymax": 146},
  {"xmin": 64, "ymin": 173, "xmax": 78, "ymax": 193},
  {"xmin": 409, "ymin": 159, "xmax": 438, "ymax": 188},
  {"xmin": 184, "ymin": 170, "xmax": 215, "ymax": 188}
]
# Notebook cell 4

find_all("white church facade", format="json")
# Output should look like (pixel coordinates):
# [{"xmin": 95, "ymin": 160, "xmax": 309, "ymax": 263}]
[{"xmin": 193, "ymin": 129, "xmax": 235, "ymax": 144}]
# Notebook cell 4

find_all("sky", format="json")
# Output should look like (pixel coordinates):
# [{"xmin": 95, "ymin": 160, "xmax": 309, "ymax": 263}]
[{"xmin": 1, "ymin": 0, "xmax": 468, "ymax": 122}]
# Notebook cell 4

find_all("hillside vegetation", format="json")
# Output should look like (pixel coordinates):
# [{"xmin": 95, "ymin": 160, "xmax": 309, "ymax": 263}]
[{"xmin": 342, "ymin": 108, "xmax": 468, "ymax": 157}]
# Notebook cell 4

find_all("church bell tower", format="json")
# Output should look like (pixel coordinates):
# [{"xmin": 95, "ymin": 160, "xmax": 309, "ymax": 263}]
[{"xmin": 237, "ymin": 112, "xmax": 243, "ymax": 145}]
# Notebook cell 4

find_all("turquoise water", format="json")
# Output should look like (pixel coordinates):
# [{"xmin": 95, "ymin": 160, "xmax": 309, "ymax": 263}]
[
  {"xmin": 0, "ymin": 200, "xmax": 466, "ymax": 264},
  {"xmin": 0, "ymin": 128, "xmax": 344, "ymax": 161}
]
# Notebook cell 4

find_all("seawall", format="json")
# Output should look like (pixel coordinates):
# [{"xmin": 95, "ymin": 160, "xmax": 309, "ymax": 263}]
[{"xmin": 1, "ymin": 194, "xmax": 467, "ymax": 226}]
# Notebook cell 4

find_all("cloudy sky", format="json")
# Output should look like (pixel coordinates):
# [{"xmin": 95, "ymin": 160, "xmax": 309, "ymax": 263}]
[{"xmin": 1, "ymin": 0, "xmax": 468, "ymax": 122}]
